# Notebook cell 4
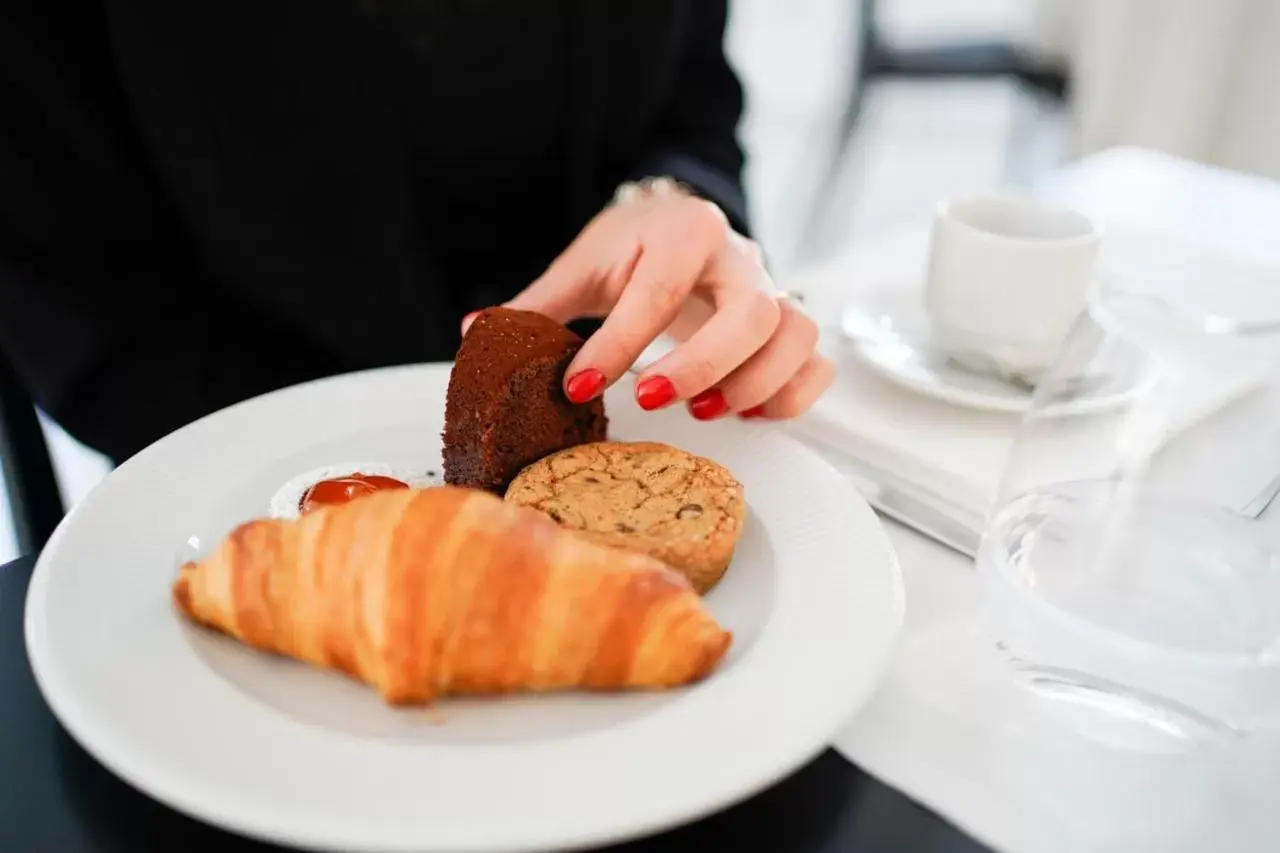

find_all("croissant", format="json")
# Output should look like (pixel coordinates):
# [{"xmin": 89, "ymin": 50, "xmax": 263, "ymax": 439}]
[{"xmin": 172, "ymin": 485, "xmax": 731, "ymax": 705}]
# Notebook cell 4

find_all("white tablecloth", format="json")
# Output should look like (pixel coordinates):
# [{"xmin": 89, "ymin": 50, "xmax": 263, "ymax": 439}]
[{"xmin": 784, "ymin": 148, "xmax": 1280, "ymax": 853}]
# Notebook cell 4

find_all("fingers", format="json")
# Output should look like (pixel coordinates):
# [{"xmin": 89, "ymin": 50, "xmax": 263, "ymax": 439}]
[
  {"xmin": 480, "ymin": 191, "xmax": 815, "ymax": 421},
  {"xmin": 564, "ymin": 198, "xmax": 727, "ymax": 394},
  {"xmin": 739, "ymin": 354, "xmax": 836, "ymax": 421},
  {"xmin": 636, "ymin": 275, "xmax": 780, "ymax": 410},
  {"xmin": 562, "ymin": 242, "xmax": 693, "ymax": 393},
  {"xmin": 679, "ymin": 302, "xmax": 831, "ymax": 422},
  {"xmin": 714, "ymin": 302, "xmax": 819, "ymax": 410}
]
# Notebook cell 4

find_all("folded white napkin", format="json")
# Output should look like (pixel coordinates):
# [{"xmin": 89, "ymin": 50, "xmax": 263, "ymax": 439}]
[{"xmin": 783, "ymin": 229, "xmax": 1011, "ymax": 542}]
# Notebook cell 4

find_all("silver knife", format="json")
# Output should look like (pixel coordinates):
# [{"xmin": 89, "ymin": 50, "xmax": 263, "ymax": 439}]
[{"xmin": 794, "ymin": 433, "xmax": 985, "ymax": 559}]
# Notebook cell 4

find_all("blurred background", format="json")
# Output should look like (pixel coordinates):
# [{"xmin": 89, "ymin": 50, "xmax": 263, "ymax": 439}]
[{"xmin": 3, "ymin": 0, "xmax": 1279, "ymax": 562}]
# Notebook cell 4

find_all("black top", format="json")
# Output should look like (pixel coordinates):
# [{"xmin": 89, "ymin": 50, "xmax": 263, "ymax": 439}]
[
  {"xmin": 0, "ymin": 0, "xmax": 749, "ymax": 463},
  {"xmin": 0, "ymin": 555, "xmax": 993, "ymax": 852}
]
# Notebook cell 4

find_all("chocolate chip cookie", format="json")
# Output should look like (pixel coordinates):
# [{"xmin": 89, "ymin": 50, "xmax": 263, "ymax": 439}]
[{"xmin": 504, "ymin": 441, "xmax": 745, "ymax": 594}]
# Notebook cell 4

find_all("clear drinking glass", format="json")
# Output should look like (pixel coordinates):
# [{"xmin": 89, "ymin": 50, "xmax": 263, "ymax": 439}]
[{"xmin": 977, "ymin": 258, "xmax": 1280, "ymax": 755}]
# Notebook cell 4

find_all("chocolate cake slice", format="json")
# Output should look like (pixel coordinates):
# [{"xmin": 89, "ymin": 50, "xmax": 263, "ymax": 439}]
[{"xmin": 443, "ymin": 307, "xmax": 608, "ymax": 494}]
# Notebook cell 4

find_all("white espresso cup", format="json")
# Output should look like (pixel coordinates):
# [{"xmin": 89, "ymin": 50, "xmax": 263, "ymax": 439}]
[{"xmin": 924, "ymin": 194, "xmax": 1102, "ymax": 381}]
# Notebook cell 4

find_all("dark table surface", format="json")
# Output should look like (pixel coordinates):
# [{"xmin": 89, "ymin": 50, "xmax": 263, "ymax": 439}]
[{"xmin": 0, "ymin": 554, "xmax": 991, "ymax": 852}]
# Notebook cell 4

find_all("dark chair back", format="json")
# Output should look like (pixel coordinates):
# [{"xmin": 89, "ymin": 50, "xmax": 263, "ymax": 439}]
[{"xmin": 0, "ymin": 356, "xmax": 65, "ymax": 554}]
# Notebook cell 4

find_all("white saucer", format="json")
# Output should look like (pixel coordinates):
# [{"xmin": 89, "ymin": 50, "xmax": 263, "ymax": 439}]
[{"xmin": 840, "ymin": 287, "xmax": 1146, "ymax": 416}]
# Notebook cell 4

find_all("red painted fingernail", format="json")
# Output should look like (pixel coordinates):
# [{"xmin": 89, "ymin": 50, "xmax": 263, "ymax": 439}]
[
  {"xmin": 689, "ymin": 388, "xmax": 729, "ymax": 421},
  {"xmin": 636, "ymin": 375, "xmax": 677, "ymax": 411},
  {"xmin": 461, "ymin": 311, "xmax": 481, "ymax": 334},
  {"xmin": 565, "ymin": 368, "xmax": 606, "ymax": 404},
  {"xmin": 740, "ymin": 405, "xmax": 767, "ymax": 419}
]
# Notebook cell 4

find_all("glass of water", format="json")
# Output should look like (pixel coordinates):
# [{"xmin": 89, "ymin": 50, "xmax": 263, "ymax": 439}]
[{"xmin": 977, "ymin": 257, "xmax": 1280, "ymax": 753}]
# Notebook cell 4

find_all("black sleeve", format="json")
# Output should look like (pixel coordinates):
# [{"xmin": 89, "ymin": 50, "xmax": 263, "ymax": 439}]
[
  {"xmin": 0, "ymin": 257, "xmax": 339, "ymax": 466},
  {"xmin": 630, "ymin": 0, "xmax": 752, "ymax": 236},
  {"xmin": 0, "ymin": 4, "xmax": 336, "ymax": 463}
]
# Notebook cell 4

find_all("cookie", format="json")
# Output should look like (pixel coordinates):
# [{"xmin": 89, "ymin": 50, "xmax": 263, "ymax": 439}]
[{"xmin": 505, "ymin": 441, "xmax": 745, "ymax": 594}]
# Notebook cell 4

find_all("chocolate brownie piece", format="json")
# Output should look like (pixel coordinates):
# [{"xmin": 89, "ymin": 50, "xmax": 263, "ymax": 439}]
[{"xmin": 443, "ymin": 307, "xmax": 608, "ymax": 494}]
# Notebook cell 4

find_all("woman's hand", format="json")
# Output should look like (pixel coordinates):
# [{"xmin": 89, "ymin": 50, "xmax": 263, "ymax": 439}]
[{"xmin": 483, "ymin": 188, "xmax": 833, "ymax": 421}]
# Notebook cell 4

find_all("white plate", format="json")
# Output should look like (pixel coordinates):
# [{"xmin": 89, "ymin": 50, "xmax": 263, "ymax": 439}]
[
  {"xmin": 841, "ymin": 287, "xmax": 1147, "ymax": 415},
  {"xmin": 24, "ymin": 364, "xmax": 904, "ymax": 852}
]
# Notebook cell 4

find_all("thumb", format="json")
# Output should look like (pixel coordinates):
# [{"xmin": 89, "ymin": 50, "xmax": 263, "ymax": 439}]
[
  {"xmin": 461, "ymin": 251, "xmax": 594, "ymax": 336},
  {"xmin": 503, "ymin": 238, "xmax": 605, "ymax": 325},
  {"xmin": 504, "ymin": 217, "xmax": 640, "ymax": 324}
]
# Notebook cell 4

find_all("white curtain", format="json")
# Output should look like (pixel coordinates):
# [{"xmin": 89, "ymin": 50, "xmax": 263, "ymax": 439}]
[{"xmin": 1028, "ymin": 0, "xmax": 1280, "ymax": 180}]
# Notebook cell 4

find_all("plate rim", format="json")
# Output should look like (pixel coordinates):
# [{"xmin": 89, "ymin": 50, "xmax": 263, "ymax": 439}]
[{"xmin": 24, "ymin": 362, "xmax": 905, "ymax": 852}]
